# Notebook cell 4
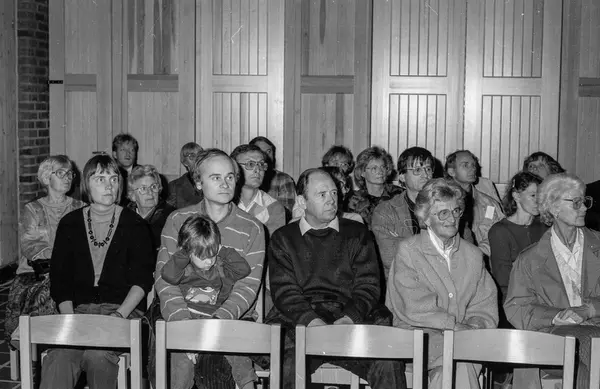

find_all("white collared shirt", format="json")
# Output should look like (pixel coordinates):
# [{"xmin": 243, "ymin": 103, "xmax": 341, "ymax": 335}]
[
  {"xmin": 551, "ymin": 226, "xmax": 584, "ymax": 307},
  {"xmin": 299, "ymin": 216, "xmax": 340, "ymax": 236},
  {"xmin": 428, "ymin": 228, "xmax": 455, "ymax": 270},
  {"xmin": 237, "ymin": 190, "xmax": 277, "ymax": 224}
]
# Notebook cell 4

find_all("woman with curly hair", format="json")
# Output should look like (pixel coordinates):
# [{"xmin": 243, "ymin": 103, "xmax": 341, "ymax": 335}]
[
  {"xmin": 5, "ymin": 155, "xmax": 85, "ymax": 345},
  {"xmin": 505, "ymin": 173, "xmax": 600, "ymax": 389},
  {"xmin": 347, "ymin": 146, "xmax": 402, "ymax": 227}
]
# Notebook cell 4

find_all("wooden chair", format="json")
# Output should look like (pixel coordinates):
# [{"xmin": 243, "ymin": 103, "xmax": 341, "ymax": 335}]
[
  {"xmin": 441, "ymin": 329, "xmax": 576, "ymax": 389},
  {"xmin": 295, "ymin": 324, "xmax": 425, "ymax": 389},
  {"xmin": 19, "ymin": 314, "xmax": 143, "ymax": 389},
  {"xmin": 155, "ymin": 319, "xmax": 282, "ymax": 389}
]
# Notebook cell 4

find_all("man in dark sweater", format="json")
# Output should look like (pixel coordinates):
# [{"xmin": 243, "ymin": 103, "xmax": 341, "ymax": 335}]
[{"xmin": 265, "ymin": 168, "xmax": 406, "ymax": 389}]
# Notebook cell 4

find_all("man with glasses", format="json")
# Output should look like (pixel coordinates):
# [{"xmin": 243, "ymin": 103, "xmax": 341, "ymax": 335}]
[
  {"xmin": 249, "ymin": 136, "xmax": 296, "ymax": 216},
  {"xmin": 167, "ymin": 142, "xmax": 204, "ymax": 209},
  {"xmin": 230, "ymin": 144, "xmax": 286, "ymax": 238},
  {"xmin": 263, "ymin": 167, "xmax": 407, "ymax": 389},
  {"xmin": 445, "ymin": 150, "xmax": 504, "ymax": 257},
  {"xmin": 372, "ymin": 147, "xmax": 436, "ymax": 281}
]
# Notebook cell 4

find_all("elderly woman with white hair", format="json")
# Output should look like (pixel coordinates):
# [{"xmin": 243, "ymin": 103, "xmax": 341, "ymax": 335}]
[
  {"xmin": 5, "ymin": 155, "xmax": 85, "ymax": 345},
  {"xmin": 386, "ymin": 178, "xmax": 498, "ymax": 389},
  {"xmin": 505, "ymin": 173, "xmax": 600, "ymax": 389},
  {"xmin": 127, "ymin": 164, "xmax": 175, "ymax": 251}
]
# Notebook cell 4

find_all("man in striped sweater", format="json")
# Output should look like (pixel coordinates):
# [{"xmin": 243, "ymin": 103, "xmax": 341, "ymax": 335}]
[{"xmin": 155, "ymin": 148, "xmax": 265, "ymax": 389}]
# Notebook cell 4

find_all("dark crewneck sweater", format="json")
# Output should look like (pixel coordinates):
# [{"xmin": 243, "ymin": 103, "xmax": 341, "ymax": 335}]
[{"xmin": 268, "ymin": 218, "xmax": 381, "ymax": 325}]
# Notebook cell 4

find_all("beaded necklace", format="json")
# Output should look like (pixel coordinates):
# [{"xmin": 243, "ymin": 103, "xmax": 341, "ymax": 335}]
[{"xmin": 87, "ymin": 207, "xmax": 116, "ymax": 247}]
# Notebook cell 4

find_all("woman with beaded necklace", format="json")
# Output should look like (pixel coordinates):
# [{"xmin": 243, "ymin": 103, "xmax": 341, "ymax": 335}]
[{"xmin": 40, "ymin": 154, "xmax": 155, "ymax": 389}]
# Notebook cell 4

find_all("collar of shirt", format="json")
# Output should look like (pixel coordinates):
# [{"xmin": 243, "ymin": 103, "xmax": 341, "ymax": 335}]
[
  {"xmin": 551, "ymin": 226, "xmax": 583, "ymax": 261},
  {"xmin": 238, "ymin": 190, "xmax": 265, "ymax": 213},
  {"xmin": 427, "ymin": 228, "xmax": 456, "ymax": 269},
  {"xmin": 299, "ymin": 216, "xmax": 340, "ymax": 236}
]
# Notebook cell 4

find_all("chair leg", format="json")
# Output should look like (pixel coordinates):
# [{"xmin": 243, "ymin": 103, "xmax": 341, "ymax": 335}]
[
  {"xmin": 10, "ymin": 349, "xmax": 19, "ymax": 381},
  {"xmin": 118, "ymin": 354, "xmax": 128, "ymax": 389}
]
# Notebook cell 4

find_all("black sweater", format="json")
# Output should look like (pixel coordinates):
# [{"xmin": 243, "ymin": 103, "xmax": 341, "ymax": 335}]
[
  {"xmin": 50, "ymin": 207, "xmax": 155, "ymax": 312},
  {"xmin": 268, "ymin": 218, "xmax": 381, "ymax": 325}
]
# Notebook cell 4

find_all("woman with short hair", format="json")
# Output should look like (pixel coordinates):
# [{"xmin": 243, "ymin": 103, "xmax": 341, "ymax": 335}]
[
  {"xmin": 505, "ymin": 173, "xmax": 600, "ymax": 389},
  {"xmin": 127, "ymin": 164, "xmax": 175, "ymax": 250},
  {"xmin": 347, "ymin": 146, "xmax": 402, "ymax": 227},
  {"xmin": 40, "ymin": 154, "xmax": 155, "ymax": 389},
  {"xmin": 386, "ymin": 178, "xmax": 498, "ymax": 389},
  {"xmin": 522, "ymin": 151, "xmax": 565, "ymax": 179},
  {"xmin": 5, "ymin": 155, "xmax": 85, "ymax": 345}
]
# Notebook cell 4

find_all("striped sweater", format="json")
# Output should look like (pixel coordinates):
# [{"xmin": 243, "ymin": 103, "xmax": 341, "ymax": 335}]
[{"xmin": 155, "ymin": 201, "xmax": 265, "ymax": 321}]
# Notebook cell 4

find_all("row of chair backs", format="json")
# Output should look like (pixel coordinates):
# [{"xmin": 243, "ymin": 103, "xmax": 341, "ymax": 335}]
[
  {"xmin": 19, "ymin": 314, "xmax": 143, "ymax": 389},
  {"xmin": 19, "ymin": 315, "xmax": 579, "ymax": 389}
]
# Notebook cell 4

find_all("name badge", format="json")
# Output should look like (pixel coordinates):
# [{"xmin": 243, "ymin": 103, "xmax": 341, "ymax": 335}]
[{"xmin": 485, "ymin": 206, "xmax": 495, "ymax": 220}]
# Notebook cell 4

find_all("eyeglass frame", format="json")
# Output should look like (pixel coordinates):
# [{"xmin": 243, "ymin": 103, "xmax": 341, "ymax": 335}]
[
  {"xmin": 238, "ymin": 161, "xmax": 269, "ymax": 171},
  {"xmin": 183, "ymin": 152, "xmax": 199, "ymax": 160},
  {"xmin": 432, "ymin": 207, "xmax": 464, "ymax": 221},
  {"xmin": 365, "ymin": 164, "xmax": 390, "ymax": 174},
  {"xmin": 405, "ymin": 166, "xmax": 434, "ymax": 176},
  {"xmin": 51, "ymin": 169, "xmax": 75, "ymax": 179},
  {"xmin": 133, "ymin": 183, "xmax": 161, "ymax": 195},
  {"xmin": 562, "ymin": 196, "xmax": 593, "ymax": 210}
]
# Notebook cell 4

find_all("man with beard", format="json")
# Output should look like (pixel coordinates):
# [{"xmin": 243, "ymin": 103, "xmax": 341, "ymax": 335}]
[{"xmin": 263, "ymin": 167, "xmax": 407, "ymax": 389}]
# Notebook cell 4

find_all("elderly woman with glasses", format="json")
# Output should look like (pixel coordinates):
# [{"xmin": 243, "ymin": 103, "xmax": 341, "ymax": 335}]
[
  {"xmin": 386, "ymin": 178, "xmax": 498, "ymax": 389},
  {"xmin": 347, "ymin": 146, "xmax": 402, "ymax": 227},
  {"xmin": 5, "ymin": 155, "xmax": 86, "ymax": 346},
  {"xmin": 128, "ymin": 164, "xmax": 175, "ymax": 250},
  {"xmin": 40, "ymin": 154, "xmax": 155, "ymax": 389},
  {"xmin": 504, "ymin": 173, "xmax": 600, "ymax": 389}
]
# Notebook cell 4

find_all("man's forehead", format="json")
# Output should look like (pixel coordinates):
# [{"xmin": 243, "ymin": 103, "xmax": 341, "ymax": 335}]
[
  {"xmin": 238, "ymin": 151, "xmax": 265, "ymax": 161},
  {"xmin": 201, "ymin": 156, "xmax": 235, "ymax": 174},
  {"xmin": 308, "ymin": 172, "xmax": 335, "ymax": 190}
]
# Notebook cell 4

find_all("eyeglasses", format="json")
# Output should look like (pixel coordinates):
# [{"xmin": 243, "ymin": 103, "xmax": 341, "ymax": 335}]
[
  {"xmin": 183, "ymin": 152, "xmax": 198, "ymax": 160},
  {"xmin": 406, "ymin": 166, "xmax": 433, "ymax": 176},
  {"xmin": 239, "ymin": 161, "xmax": 269, "ymax": 171},
  {"xmin": 562, "ymin": 196, "xmax": 593, "ymax": 210},
  {"xmin": 433, "ymin": 207, "xmax": 464, "ymax": 221},
  {"xmin": 528, "ymin": 163, "xmax": 547, "ymax": 174},
  {"xmin": 52, "ymin": 169, "xmax": 75, "ymax": 179},
  {"xmin": 366, "ymin": 165, "xmax": 389, "ymax": 174},
  {"xmin": 134, "ymin": 183, "xmax": 161, "ymax": 195}
]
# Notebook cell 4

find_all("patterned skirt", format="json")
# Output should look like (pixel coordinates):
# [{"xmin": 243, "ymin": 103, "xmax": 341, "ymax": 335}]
[{"xmin": 4, "ymin": 273, "xmax": 57, "ymax": 346}]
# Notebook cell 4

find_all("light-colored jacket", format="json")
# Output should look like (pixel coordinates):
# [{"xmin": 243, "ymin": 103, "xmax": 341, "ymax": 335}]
[
  {"xmin": 372, "ymin": 192, "xmax": 415, "ymax": 279},
  {"xmin": 472, "ymin": 187, "xmax": 504, "ymax": 256},
  {"xmin": 504, "ymin": 227, "xmax": 600, "ymax": 331},
  {"xmin": 386, "ymin": 231, "xmax": 498, "ymax": 368}
]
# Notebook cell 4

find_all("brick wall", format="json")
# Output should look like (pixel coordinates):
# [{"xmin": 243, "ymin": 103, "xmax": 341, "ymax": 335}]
[{"xmin": 18, "ymin": 0, "xmax": 49, "ymax": 206}]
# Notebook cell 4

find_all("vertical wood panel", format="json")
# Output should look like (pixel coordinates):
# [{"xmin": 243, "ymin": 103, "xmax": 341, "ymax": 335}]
[
  {"xmin": 258, "ymin": 0, "xmax": 267, "ymax": 75},
  {"xmin": 502, "ymin": 0, "xmax": 514, "ymax": 77},
  {"xmin": 0, "ymin": 0, "xmax": 18, "ymax": 266},
  {"xmin": 230, "ymin": 0, "xmax": 240, "ymax": 75},
  {"xmin": 531, "ymin": 0, "xmax": 544, "ymax": 78},
  {"xmin": 66, "ymin": 93, "xmax": 98, "ymax": 170},
  {"xmin": 509, "ymin": 96, "xmax": 522, "ymax": 178},
  {"xmin": 512, "ymin": 0, "xmax": 524, "ymax": 77},
  {"xmin": 522, "ymin": 0, "xmax": 534, "ymax": 77}
]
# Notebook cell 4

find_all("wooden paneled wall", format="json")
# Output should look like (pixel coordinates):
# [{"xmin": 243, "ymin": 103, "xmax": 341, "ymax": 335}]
[
  {"xmin": 574, "ymin": 0, "xmax": 600, "ymax": 183},
  {"xmin": 373, "ymin": 0, "xmax": 562, "ymax": 185},
  {"xmin": 284, "ymin": 0, "xmax": 371, "ymax": 179},
  {"xmin": 196, "ymin": 0, "xmax": 284, "ymax": 167},
  {"xmin": 372, "ymin": 0, "xmax": 466, "ymax": 167},
  {"xmin": 50, "ymin": 0, "xmax": 195, "ymax": 181},
  {"xmin": 0, "ymin": 0, "xmax": 18, "ymax": 266}
]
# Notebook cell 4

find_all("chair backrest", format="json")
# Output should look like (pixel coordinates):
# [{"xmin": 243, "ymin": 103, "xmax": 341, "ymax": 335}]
[
  {"xmin": 295, "ymin": 324, "xmax": 424, "ymax": 389},
  {"xmin": 155, "ymin": 319, "xmax": 282, "ymax": 389},
  {"xmin": 442, "ymin": 329, "xmax": 576, "ymax": 389},
  {"xmin": 19, "ymin": 314, "xmax": 143, "ymax": 389}
]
